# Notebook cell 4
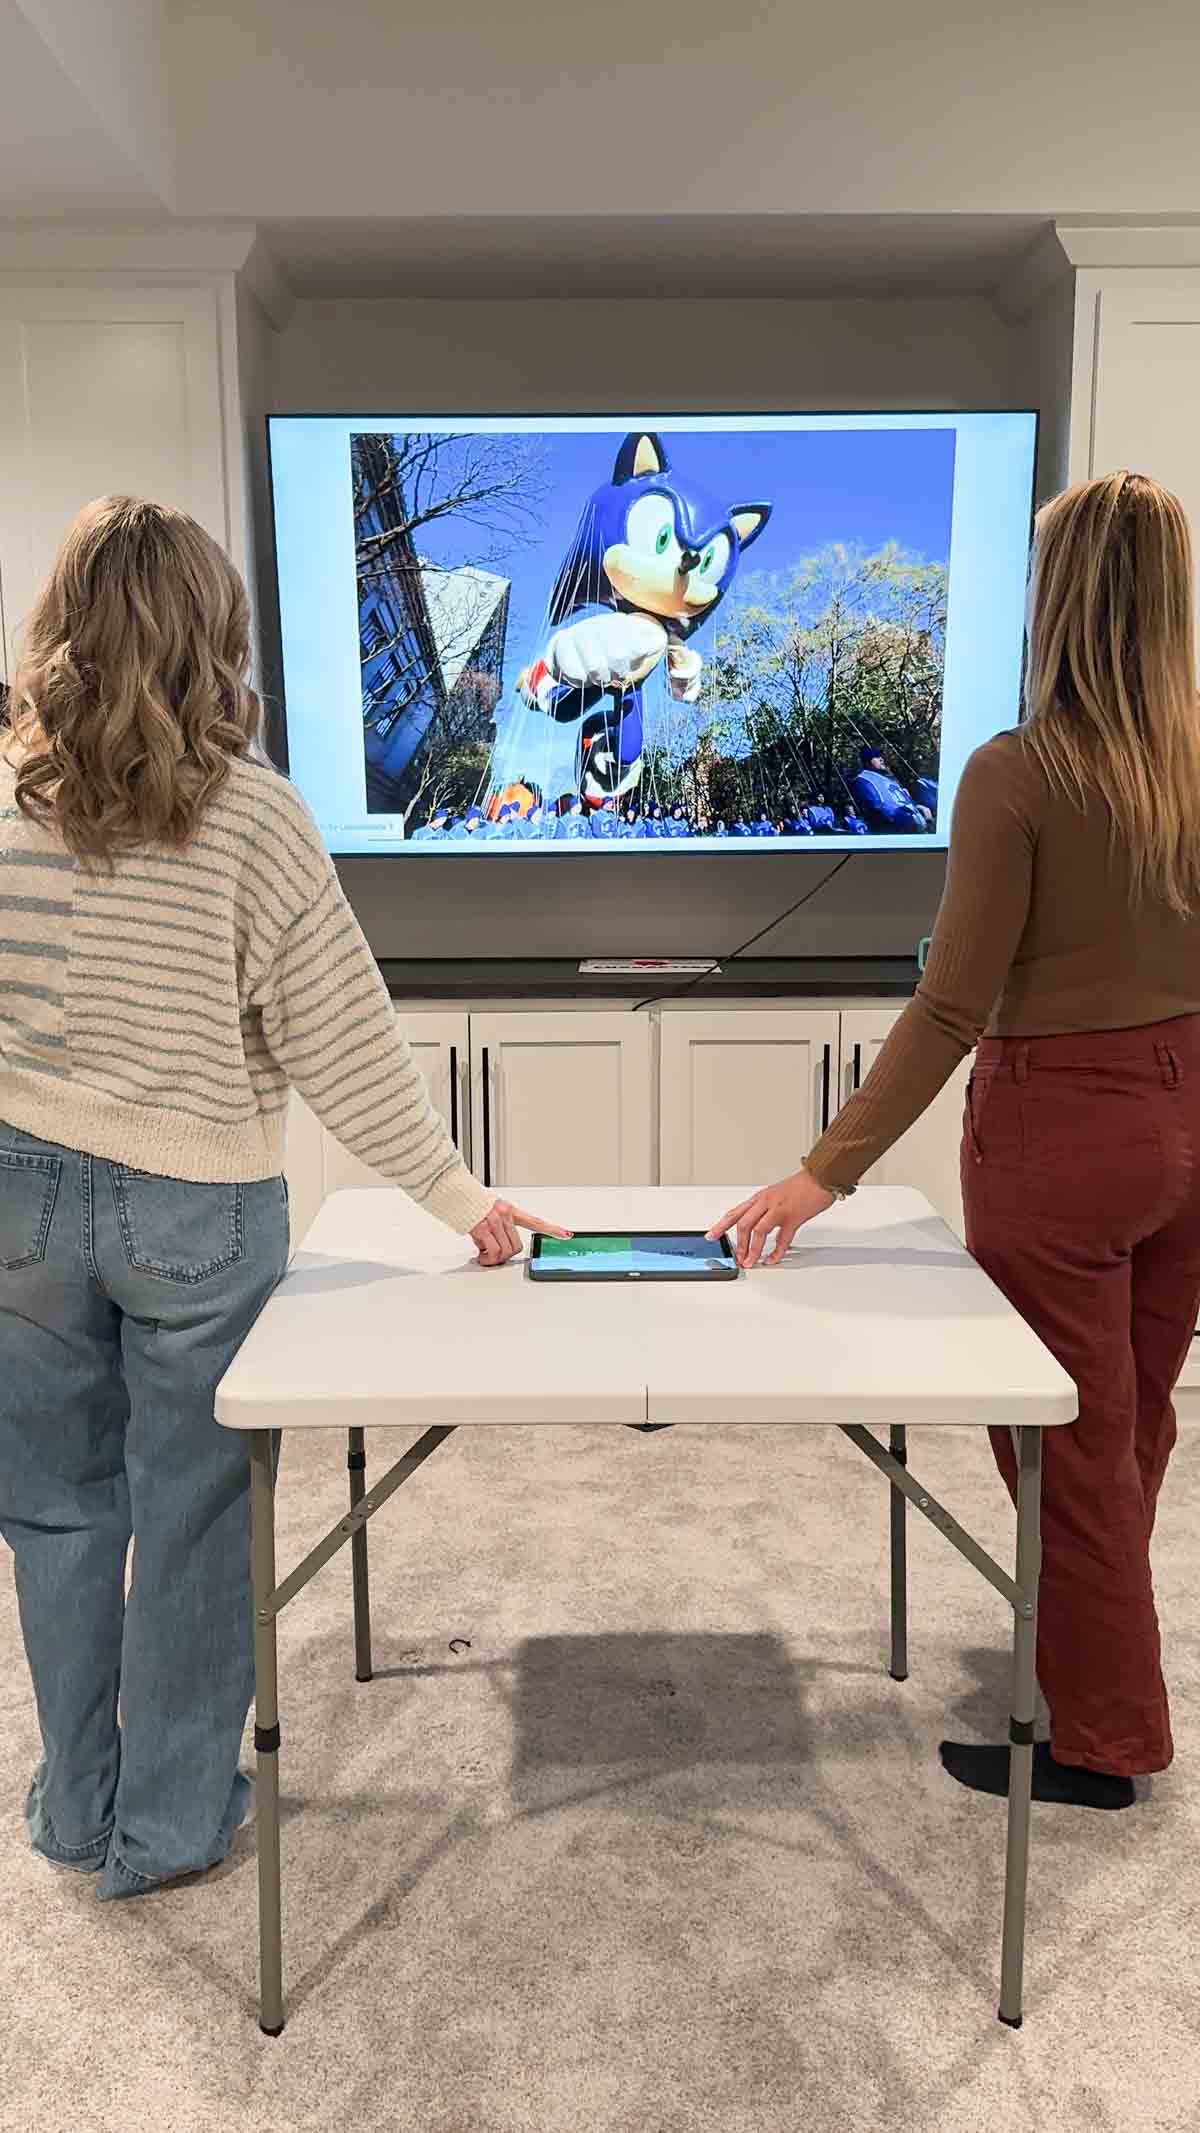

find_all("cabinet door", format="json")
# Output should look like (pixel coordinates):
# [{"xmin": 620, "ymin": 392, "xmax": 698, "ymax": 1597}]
[
  {"xmin": 0, "ymin": 284, "xmax": 230, "ymax": 676},
  {"xmin": 322, "ymin": 1010, "xmax": 471, "ymax": 1194},
  {"xmin": 470, "ymin": 1012, "xmax": 654, "ymax": 1188},
  {"xmin": 1082, "ymin": 277, "xmax": 1200, "ymax": 624},
  {"xmin": 659, "ymin": 1010, "xmax": 840, "ymax": 1186},
  {"xmin": 839, "ymin": 1008, "xmax": 968, "ymax": 1238}
]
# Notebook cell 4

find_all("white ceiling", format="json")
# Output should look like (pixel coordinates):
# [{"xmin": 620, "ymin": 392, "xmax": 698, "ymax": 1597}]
[
  {"xmin": 0, "ymin": 4, "xmax": 161, "ymax": 215},
  {"xmin": 167, "ymin": 0, "xmax": 1200, "ymax": 222}
]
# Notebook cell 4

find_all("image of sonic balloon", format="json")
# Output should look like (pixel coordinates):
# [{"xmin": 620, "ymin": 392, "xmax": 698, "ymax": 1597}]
[
  {"xmin": 509, "ymin": 432, "xmax": 770, "ymax": 810},
  {"xmin": 350, "ymin": 420, "xmax": 953, "ymax": 840}
]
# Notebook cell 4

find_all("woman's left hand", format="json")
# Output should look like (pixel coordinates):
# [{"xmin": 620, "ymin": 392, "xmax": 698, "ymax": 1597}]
[{"xmin": 706, "ymin": 1168, "xmax": 835, "ymax": 1269}]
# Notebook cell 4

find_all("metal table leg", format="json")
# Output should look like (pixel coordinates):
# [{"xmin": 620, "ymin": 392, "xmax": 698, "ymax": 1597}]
[
  {"xmin": 348, "ymin": 1427, "xmax": 373, "ymax": 1682},
  {"xmin": 998, "ymin": 1424, "xmax": 1043, "ymax": 2028},
  {"xmin": 250, "ymin": 1431, "xmax": 285, "ymax": 2037},
  {"xmin": 888, "ymin": 1424, "xmax": 909, "ymax": 1681}
]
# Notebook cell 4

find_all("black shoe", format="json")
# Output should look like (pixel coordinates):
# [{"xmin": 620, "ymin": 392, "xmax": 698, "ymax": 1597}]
[{"xmin": 939, "ymin": 1738, "xmax": 1135, "ymax": 1809}]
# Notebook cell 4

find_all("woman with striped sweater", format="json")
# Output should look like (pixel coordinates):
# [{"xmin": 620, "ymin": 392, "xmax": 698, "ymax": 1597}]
[{"xmin": 0, "ymin": 496, "xmax": 566, "ymax": 1899}]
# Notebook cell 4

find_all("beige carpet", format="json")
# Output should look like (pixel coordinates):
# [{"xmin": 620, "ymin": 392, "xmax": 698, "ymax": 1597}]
[{"xmin": 1, "ymin": 1418, "xmax": 1197, "ymax": 2133}]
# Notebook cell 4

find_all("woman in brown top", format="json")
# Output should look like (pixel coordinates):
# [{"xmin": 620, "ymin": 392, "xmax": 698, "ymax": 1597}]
[{"xmin": 710, "ymin": 471, "xmax": 1200, "ymax": 1807}]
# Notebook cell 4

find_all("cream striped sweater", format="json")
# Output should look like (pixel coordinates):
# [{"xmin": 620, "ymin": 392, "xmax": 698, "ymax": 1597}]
[{"xmin": 0, "ymin": 748, "xmax": 495, "ymax": 1232}]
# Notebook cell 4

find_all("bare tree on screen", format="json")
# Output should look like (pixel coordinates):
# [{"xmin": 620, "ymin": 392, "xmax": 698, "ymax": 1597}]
[{"xmin": 353, "ymin": 432, "xmax": 549, "ymax": 590}]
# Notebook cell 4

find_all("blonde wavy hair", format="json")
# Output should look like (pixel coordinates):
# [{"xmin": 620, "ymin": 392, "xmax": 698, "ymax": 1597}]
[
  {"xmin": 6, "ymin": 496, "xmax": 262, "ymax": 860},
  {"xmin": 1022, "ymin": 470, "xmax": 1200, "ymax": 914}
]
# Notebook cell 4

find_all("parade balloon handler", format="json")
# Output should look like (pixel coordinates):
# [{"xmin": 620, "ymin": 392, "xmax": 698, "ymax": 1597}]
[
  {"xmin": 492, "ymin": 803, "xmax": 524, "ymax": 841},
  {"xmin": 554, "ymin": 795, "xmax": 591, "ymax": 842},
  {"xmin": 589, "ymin": 799, "xmax": 622, "ymax": 840},
  {"xmin": 851, "ymin": 745, "xmax": 930, "ymax": 833},
  {"xmin": 447, "ymin": 804, "xmax": 488, "ymax": 841},
  {"xmin": 804, "ymin": 792, "xmax": 838, "ymax": 833},
  {"xmin": 409, "ymin": 804, "xmax": 450, "ymax": 842},
  {"xmin": 708, "ymin": 472, "xmax": 1200, "ymax": 1817}
]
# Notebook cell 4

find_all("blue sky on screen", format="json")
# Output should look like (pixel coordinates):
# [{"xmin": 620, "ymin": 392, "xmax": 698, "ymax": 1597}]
[{"xmin": 405, "ymin": 426, "xmax": 956, "ymax": 669}]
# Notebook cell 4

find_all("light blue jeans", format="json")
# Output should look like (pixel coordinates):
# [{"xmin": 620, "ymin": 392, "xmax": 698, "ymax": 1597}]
[{"xmin": 0, "ymin": 1124, "xmax": 288, "ymax": 1899}]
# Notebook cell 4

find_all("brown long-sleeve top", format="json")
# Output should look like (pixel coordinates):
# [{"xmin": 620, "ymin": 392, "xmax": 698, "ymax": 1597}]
[{"xmin": 804, "ymin": 728, "xmax": 1200, "ymax": 1194}]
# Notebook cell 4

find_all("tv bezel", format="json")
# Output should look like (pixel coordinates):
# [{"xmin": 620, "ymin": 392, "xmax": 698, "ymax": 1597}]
[{"xmin": 263, "ymin": 406, "xmax": 1040, "ymax": 862}]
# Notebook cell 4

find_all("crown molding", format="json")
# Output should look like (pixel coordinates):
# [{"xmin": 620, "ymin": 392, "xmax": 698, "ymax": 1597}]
[
  {"xmin": 1053, "ymin": 220, "xmax": 1200, "ymax": 270},
  {"xmin": 994, "ymin": 219, "xmax": 1200, "ymax": 321},
  {"xmin": 0, "ymin": 221, "xmax": 294, "ymax": 325},
  {"xmin": 993, "ymin": 223, "xmax": 1071, "ymax": 322},
  {"xmin": 232, "ymin": 234, "xmax": 294, "ymax": 330}
]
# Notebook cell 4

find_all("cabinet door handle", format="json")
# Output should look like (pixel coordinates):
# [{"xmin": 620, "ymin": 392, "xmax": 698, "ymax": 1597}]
[
  {"xmin": 449, "ymin": 1045, "xmax": 459, "ymax": 1146},
  {"xmin": 853, "ymin": 1043, "xmax": 862, "ymax": 1091},
  {"xmin": 820, "ymin": 1042, "xmax": 832, "ymax": 1132},
  {"xmin": 481, "ymin": 1046, "xmax": 492, "ymax": 1188}
]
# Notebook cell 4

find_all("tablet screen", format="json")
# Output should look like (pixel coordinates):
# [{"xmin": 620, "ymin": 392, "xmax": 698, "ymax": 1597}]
[{"xmin": 529, "ymin": 1232, "xmax": 736, "ymax": 1280}]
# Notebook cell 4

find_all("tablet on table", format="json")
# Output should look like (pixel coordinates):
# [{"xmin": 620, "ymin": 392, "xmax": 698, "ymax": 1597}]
[{"xmin": 528, "ymin": 1231, "xmax": 737, "ymax": 1282}]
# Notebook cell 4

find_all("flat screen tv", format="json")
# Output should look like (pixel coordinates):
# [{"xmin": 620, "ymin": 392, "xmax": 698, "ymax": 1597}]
[{"xmin": 268, "ymin": 412, "xmax": 1037, "ymax": 856}]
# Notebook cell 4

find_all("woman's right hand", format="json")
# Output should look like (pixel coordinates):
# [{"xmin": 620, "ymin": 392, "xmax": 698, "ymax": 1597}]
[{"xmin": 470, "ymin": 1199, "xmax": 572, "ymax": 1267}]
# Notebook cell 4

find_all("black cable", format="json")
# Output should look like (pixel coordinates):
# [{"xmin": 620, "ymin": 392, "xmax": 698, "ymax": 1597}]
[{"xmin": 631, "ymin": 852, "xmax": 854, "ymax": 1013}]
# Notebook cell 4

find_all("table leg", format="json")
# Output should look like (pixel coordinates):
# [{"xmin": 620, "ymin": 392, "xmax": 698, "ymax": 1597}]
[
  {"xmin": 250, "ymin": 1430, "xmax": 285, "ymax": 2037},
  {"xmin": 889, "ymin": 1424, "xmax": 909, "ymax": 1681},
  {"xmin": 348, "ymin": 1426, "xmax": 373, "ymax": 1682},
  {"xmin": 998, "ymin": 1423, "xmax": 1043, "ymax": 2028}
]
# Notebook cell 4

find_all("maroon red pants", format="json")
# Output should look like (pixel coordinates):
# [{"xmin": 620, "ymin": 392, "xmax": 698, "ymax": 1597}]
[{"xmin": 962, "ymin": 1013, "xmax": 1200, "ymax": 1777}]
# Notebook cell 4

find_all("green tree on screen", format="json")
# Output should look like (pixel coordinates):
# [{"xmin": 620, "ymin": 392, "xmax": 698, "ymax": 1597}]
[{"xmin": 642, "ymin": 541, "xmax": 947, "ymax": 823}]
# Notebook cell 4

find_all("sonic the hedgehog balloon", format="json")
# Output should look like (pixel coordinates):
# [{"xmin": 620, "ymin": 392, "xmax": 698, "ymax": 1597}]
[{"xmin": 511, "ymin": 433, "xmax": 770, "ymax": 811}]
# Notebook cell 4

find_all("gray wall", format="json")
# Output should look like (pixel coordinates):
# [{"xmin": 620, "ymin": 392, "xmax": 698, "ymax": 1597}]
[{"xmin": 256, "ymin": 292, "xmax": 1042, "ymax": 962}]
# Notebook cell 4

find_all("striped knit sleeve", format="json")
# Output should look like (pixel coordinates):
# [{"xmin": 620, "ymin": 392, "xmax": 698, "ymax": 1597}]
[
  {"xmin": 803, "ymin": 738, "xmax": 1039, "ymax": 1194},
  {"xmin": 249, "ymin": 813, "xmax": 495, "ymax": 1234}
]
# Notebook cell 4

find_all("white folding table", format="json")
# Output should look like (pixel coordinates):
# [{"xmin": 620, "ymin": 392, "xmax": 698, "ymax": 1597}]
[{"xmin": 215, "ymin": 1184, "xmax": 1076, "ymax": 2036}]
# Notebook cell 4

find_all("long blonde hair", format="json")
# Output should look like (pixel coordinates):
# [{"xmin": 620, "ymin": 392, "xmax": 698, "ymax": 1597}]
[
  {"xmin": 1022, "ymin": 470, "xmax": 1200, "ymax": 914},
  {"xmin": 7, "ymin": 496, "xmax": 261, "ymax": 860}
]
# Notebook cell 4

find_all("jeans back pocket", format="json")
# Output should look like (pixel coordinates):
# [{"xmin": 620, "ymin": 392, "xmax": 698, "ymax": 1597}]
[
  {"xmin": 110, "ymin": 1167, "xmax": 245, "ymax": 1284},
  {"xmin": 0, "ymin": 1149, "xmax": 61, "ymax": 1269}
]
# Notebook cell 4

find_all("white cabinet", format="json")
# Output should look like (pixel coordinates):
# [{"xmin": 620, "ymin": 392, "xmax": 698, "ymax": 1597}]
[
  {"xmin": 280, "ymin": 997, "xmax": 965, "ymax": 1243},
  {"xmin": 1069, "ymin": 269, "xmax": 1200, "ymax": 633},
  {"xmin": 839, "ymin": 1007, "xmax": 968, "ymax": 1238},
  {"xmin": 469, "ymin": 1011, "xmax": 655, "ymax": 1188},
  {"xmin": 658, "ymin": 1009, "xmax": 839, "ymax": 1186},
  {"xmin": 284, "ymin": 1012, "xmax": 469, "ymax": 1248},
  {"xmin": 0, "ymin": 282, "xmax": 233, "ymax": 676},
  {"xmin": 657, "ymin": 1003, "xmax": 964, "ymax": 1232}
]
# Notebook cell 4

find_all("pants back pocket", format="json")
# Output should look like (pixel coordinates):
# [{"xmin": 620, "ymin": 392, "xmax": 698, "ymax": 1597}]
[
  {"xmin": 0, "ymin": 1149, "xmax": 62, "ymax": 1269},
  {"xmin": 110, "ymin": 1167, "xmax": 245, "ymax": 1284}
]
